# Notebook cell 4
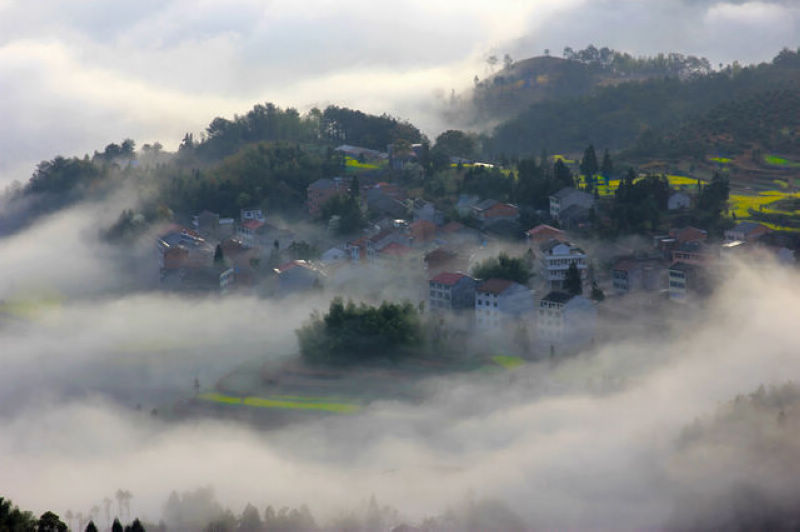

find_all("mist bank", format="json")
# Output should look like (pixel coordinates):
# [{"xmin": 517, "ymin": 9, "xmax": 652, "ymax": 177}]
[{"xmin": 0, "ymin": 254, "xmax": 799, "ymax": 528}]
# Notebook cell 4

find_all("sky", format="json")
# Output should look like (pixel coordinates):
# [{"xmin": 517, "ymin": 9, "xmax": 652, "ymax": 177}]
[{"xmin": 0, "ymin": 0, "xmax": 798, "ymax": 188}]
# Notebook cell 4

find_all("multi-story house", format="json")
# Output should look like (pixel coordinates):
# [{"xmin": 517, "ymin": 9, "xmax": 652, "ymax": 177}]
[
  {"xmin": 537, "ymin": 292, "xmax": 596, "ymax": 348},
  {"xmin": 540, "ymin": 240, "xmax": 588, "ymax": 290},
  {"xmin": 475, "ymin": 279, "xmax": 535, "ymax": 330},
  {"xmin": 549, "ymin": 188, "xmax": 594, "ymax": 222},
  {"xmin": 428, "ymin": 272, "xmax": 477, "ymax": 312}
]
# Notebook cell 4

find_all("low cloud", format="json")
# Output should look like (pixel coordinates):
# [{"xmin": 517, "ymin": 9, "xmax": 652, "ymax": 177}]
[{"xmin": 1, "ymin": 203, "xmax": 800, "ymax": 528}]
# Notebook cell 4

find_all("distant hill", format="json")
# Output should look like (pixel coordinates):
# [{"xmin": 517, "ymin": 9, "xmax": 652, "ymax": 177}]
[
  {"xmin": 443, "ymin": 45, "xmax": 713, "ymax": 127},
  {"xmin": 487, "ymin": 47, "xmax": 800, "ymax": 160}
]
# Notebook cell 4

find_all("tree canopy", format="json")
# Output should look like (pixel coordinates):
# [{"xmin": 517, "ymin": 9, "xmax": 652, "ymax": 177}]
[
  {"xmin": 296, "ymin": 298, "xmax": 423, "ymax": 365},
  {"xmin": 472, "ymin": 253, "xmax": 531, "ymax": 284}
]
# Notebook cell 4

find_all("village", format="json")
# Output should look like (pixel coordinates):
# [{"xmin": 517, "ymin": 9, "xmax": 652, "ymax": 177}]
[{"xmin": 153, "ymin": 142, "xmax": 800, "ymax": 360}]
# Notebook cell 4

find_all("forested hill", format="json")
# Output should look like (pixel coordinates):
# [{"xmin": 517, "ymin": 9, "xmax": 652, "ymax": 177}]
[
  {"xmin": 488, "ymin": 47, "xmax": 800, "ymax": 159},
  {"xmin": 444, "ymin": 45, "xmax": 714, "ymax": 127},
  {"xmin": 0, "ymin": 104, "xmax": 423, "ymax": 234}
]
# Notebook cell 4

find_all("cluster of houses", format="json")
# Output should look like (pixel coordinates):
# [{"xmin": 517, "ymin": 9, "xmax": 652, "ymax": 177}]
[
  {"xmin": 612, "ymin": 220, "xmax": 796, "ymax": 303},
  {"xmin": 426, "ymin": 222, "xmax": 597, "ymax": 351},
  {"xmin": 152, "ymin": 138, "xmax": 799, "ymax": 356},
  {"xmin": 156, "ymin": 206, "xmax": 326, "ymax": 293}
]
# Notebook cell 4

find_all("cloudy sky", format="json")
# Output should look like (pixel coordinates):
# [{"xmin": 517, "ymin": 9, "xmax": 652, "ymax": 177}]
[{"xmin": 0, "ymin": 0, "xmax": 797, "ymax": 187}]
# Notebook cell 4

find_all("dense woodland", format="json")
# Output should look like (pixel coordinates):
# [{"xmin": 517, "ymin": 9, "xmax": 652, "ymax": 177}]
[{"xmin": 490, "ymin": 48, "xmax": 800, "ymax": 159}]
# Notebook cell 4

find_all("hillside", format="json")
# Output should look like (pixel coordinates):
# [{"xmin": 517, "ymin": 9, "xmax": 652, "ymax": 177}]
[
  {"xmin": 443, "ymin": 46, "xmax": 713, "ymax": 128},
  {"xmin": 488, "ymin": 47, "xmax": 800, "ymax": 160}
]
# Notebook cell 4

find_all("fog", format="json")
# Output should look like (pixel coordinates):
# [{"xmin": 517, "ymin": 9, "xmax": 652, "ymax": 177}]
[
  {"xmin": 0, "ymin": 201, "xmax": 799, "ymax": 529},
  {"xmin": 1, "ymin": 0, "xmax": 798, "ymax": 186}
]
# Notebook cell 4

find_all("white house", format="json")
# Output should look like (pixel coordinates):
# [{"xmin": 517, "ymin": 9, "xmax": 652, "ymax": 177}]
[
  {"xmin": 240, "ymin": 207, "xmax": 265, "ymax": 222},
  {"xmin": 536, "ymin": 292, "xmax": 596, "ymax": 348},
  {"xmin": 549, "ymin": 188, "xmax": 594, "ymax": 222},
  {"xmin": 475, "ymin": 278, "xmax": 535, "ymax": 330},
  {"xmin": 667, "ymin": 192, "xmax": 691, "ymax": 211},
  {"xmin": 321, "ymin": 246, "xmax": 348, "ymax": 264},
  {"xmin": 540, "ymin": 240, "xmax": 588, "ymax": 290}
]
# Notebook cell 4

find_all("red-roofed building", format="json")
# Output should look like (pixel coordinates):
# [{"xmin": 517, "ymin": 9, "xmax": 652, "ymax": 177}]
[
  {"xmin": 440, "ymin": 221, "xmax": 465, "ymax": 234},
  {"xmin": 670, "ymin": 226, "xmax": 707, "ymax": 244},
  {"xmin": 428, "ymin": 272, "xmax": 477, "ymax": 312},
  {"xmin": 380, "ymin": 242, "xmax": 413, "ymax": 257},
  {"xmin": 525, "ymin": 224, "xmax": 566, "ymax": 245},
  {"xmin": 611, "ymin": 257, "xmax": 664, "ymax": 294},
  {"xmin": 409, "ymin": 219, "xmax": 436, "ymax": 245}
]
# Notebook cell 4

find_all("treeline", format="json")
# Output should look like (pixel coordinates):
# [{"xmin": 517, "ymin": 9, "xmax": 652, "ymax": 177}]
[
  {"xmin": 0, "ymin": 496, "xmax": 144, "ymax": 532},
  {"xmin": 177, "ymin": 103, "xmax": 423, "ymax": 163},
  {"xmin": 296, "ymin": 298, "xmax": 423, "ymax": 365},
  {"xmin": 491, "ymin": 48, "xmax": 800, "ymax": 158},
  {"xmin": 562, "ymin": 44, "xmax": 712, "ymax": 77},
  {"xmin": 161, "ymin": 142, "xmax": 338, "ymax": 217}
]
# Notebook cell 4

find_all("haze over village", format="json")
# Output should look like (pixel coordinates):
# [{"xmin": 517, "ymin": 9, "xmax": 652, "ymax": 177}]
[{"xmin": 2, "ymin": 1, "xmax": 800, "ymax": 531}]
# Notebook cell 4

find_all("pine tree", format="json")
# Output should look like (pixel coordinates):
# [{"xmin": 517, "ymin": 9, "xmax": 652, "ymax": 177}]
[
  {"xmin": 601, "ymin": 149, "xmax": 613, "ymax": 179},
  {"xmin": 580, "ymin": 145, "xmax": 599, "ymax": 191}
]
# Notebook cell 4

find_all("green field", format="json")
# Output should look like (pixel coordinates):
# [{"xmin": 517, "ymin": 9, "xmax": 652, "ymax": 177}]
[
  {"xmin": 198, "ymin": 392, "xmax": 360, "ymax": 413},
  {"xmin": 764, "ymin": 154, "xmax": 800, "ymax": 168},
  {"xmin": 728, "ymin": 190, "xmax": 800, "ymax": 232},
  {"xmin": 709, "ymin": 156, "xmax": 733, "ymax": 164},
  {"xmin": 491, "ymin": 355, "xmax": 526, "ymax": 370},
  {"xmin": 583, "ymin": 174, "xmax": 704, "ymax": 197},
  {"xmin": 344, "ymin": 156, "xmax": 379, "ymax": 170}
]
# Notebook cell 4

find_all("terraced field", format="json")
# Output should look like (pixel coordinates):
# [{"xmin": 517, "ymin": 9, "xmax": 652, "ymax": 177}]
[
  {"xmin": 764, "ymin": 154, "xmax": 800, "ymax": 168},
  {"xmin": 198, "ymin": 392, "xmax": 360, "ymax": 413}
]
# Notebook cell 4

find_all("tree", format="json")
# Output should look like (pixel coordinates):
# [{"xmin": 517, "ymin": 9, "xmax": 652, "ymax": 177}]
[
  {"xmin": 0, "ymin": 497, "xmax": 36, "ymax": 530},
  {"xmin": 553, "ymin": 159, "xmax": 573, "ymax": 188},
  {"xmin": 214, "ymin": 244, "xmax": 224, "ymax": 265},
  {"xmin": 471, "ymin": 253, "xmax": 531, "ymax": 284},
  {"xmin": 433, "ymin": 130, "xmax": 477, "ymax": 160},
  {"xmin": 238, "ymin": 503, "xmax": 262, "ymax": 532},
  {"xmin": 112, "ymin": 519, "xmax": 123, "ymax": 532},
  {"xmin": 601, "ymin": 149, "xmax": 613, "ymax": 178},
  {"xmin": 503, "ymin": 53, "xmax": 514, "ymax": 70},
  {"xmin": 85, "ymin": 521, "xmax": 99, "ymax": 532},
  {"xmin": 591, "ymin": 281, "xmax": 605, "ymax": 301},
  {"xmin": 580, "ymin": 145, "xmax": 599, "ymax": 191},
  {"xmin": 125, "ymin": 518, "xmax": 145, "ymax": 532},
  {"xmin": 37, "ymin": 511, "xmax": 67, "ymax": 532},
  {"xmin": 564, "ymin": 262, "xmax": 582, "ymax": 296}
]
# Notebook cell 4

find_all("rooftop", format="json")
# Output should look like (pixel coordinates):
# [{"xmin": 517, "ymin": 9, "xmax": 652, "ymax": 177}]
[
  {"xmin": 542, "ymin": 291, "xmax": 574, "ymax": 304},
  {"xmin": 477, "ymin": 278, "xmax": 515, "ymax": 295},
  {"xmin": 430, "ymin": 272, "xmax": 471, "ymax": 286}
]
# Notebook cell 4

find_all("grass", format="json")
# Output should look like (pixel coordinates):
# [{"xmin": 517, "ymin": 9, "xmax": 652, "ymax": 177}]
[
  {"xmin": 764, "ymin": 154, "xmax": 800, "ymax": 168},
  {"xmin": 709, "ymin": 156, "xmax": 732, "ymax": 164},
  {"xmin": 198, "ymin": 392, "xmax": 360, "ymax": 413},
  {"xmin": 491, "ymin": 355, "xmax": 526, "ymax": 370},
  {"xmin": 552, "ymin": 154, "xmax": 575, "ymax": 164}
]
